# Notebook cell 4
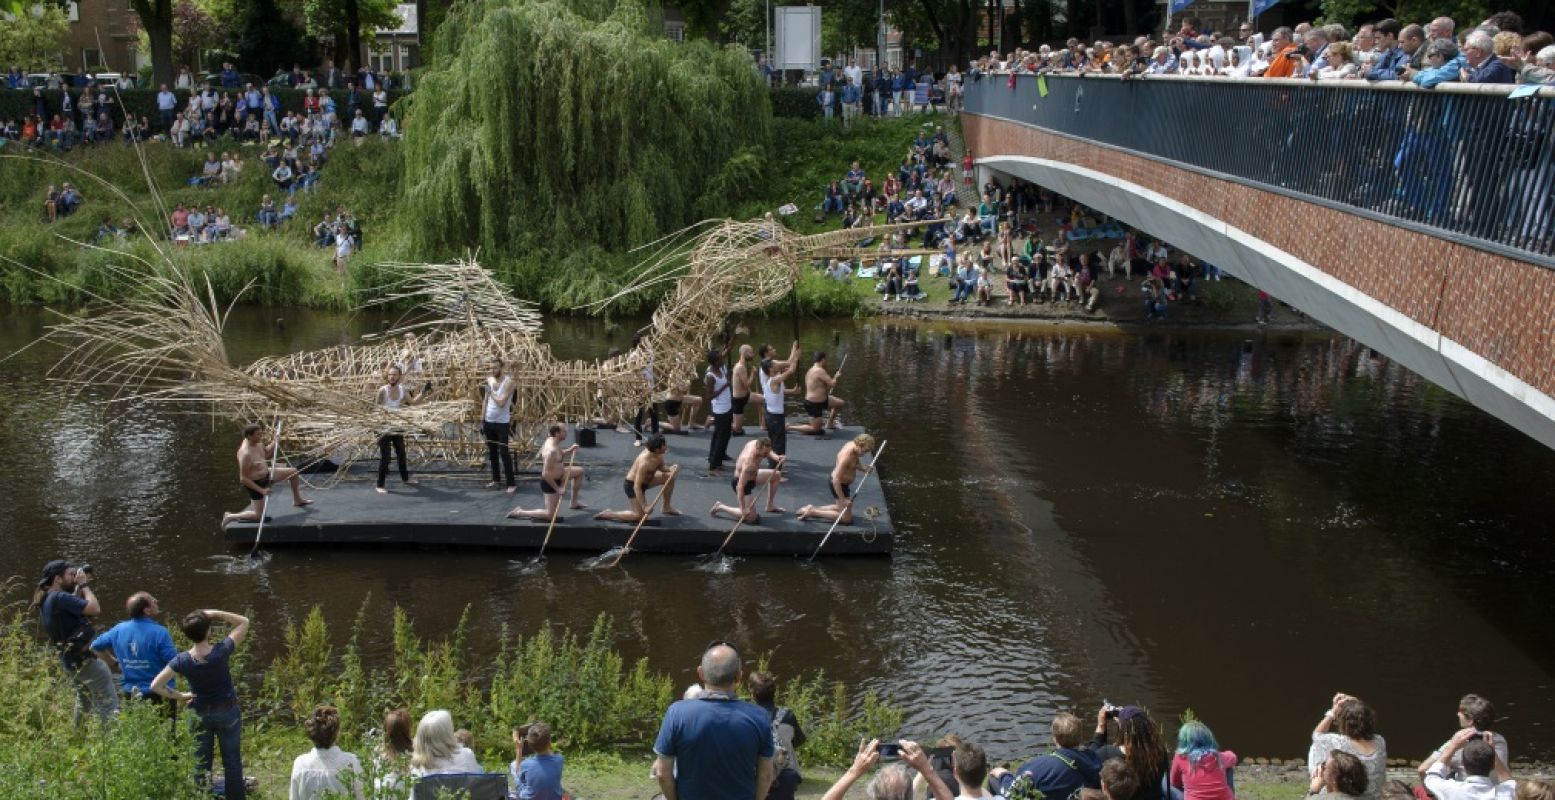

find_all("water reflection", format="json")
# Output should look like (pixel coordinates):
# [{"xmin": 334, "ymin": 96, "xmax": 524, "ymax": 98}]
[{"xmin": 3, "ymin": 308, "xmax": 1555, "ymax": 762}]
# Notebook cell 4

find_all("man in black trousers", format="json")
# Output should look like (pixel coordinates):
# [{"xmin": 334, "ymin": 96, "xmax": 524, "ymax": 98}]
[{"xmin": 704, "ymin": 349, "xmax": 734, "ymax": 475}]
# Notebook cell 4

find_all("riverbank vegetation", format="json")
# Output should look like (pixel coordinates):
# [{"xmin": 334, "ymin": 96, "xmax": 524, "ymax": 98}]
[{"xmin": 0, "ymin": 592, "xmax": 904, "ymax": 798}]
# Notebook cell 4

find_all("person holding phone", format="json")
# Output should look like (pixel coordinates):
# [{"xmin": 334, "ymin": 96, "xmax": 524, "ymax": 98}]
[{"xmin": 820, "ymin": 738, "xmax": 953, "ymax": 800}]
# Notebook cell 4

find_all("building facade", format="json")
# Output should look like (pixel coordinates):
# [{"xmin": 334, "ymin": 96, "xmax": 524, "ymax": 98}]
[{"xmin": 62, "ymin": 0, "xmax": 141, "ymax": 74}]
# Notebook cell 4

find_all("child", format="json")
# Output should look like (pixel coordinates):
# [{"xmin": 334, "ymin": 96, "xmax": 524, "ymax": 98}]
[
  {"xmin": 511, "ymin": 722, "xmax": 566, "ymax": 800},
  {"xmin": 1170, "ymin": 720, "xmax": 1236, "ymax": 800}
]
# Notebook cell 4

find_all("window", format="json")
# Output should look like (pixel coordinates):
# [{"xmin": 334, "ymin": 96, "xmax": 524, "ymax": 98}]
[
  {"xmin": 664, "ymin": 23, "xmax": 684, "ymax": 42},
  {"xmin": 67, "ymin": 2, "xmax": 80, "ymax": 22},
  {"xmin": 83, "ymin": 48, "xmax": 103, "ymax": 70}
]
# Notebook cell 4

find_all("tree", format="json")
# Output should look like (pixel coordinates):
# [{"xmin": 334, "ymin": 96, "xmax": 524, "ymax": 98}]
[
  {"xmin": 0, "ymin": 4, "xmax": 69, "ymax": 71},
  {"xmin": 128, "ymin": 0, "xmax": 231, "ymax": 74},
  {"xmin": 292, "ymin": 0, "xmax": 400, "ymax": 70},
  {"xmin": 895, "ymin": 0, "xmax": 980, "ymax": 66},
  {"xmin": 128, "ymin": 0, "xmax": 176, "ymax": 88},
  {"xmin": 235, "ymin": 0, "xmax": 313, "ymax": 76}
]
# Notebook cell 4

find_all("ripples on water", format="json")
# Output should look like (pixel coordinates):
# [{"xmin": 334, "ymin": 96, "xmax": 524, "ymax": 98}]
[{"xmin": 5, "ymin": 310, "xmax": 1555, "ymax": 760}]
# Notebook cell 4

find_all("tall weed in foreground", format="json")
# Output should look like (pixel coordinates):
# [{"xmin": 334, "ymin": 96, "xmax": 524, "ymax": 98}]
[{"xmin": 751, "ymin": 658, "xmax": 907, "ymax": 768}]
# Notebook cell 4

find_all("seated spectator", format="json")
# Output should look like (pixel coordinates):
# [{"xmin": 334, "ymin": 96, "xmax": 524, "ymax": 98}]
[
  {"xmin": 199, "ymin": 152, "xmax": 222, "ymax": 186},
  {"xmin": 1309, "ymin": 693, "xmax": 1387, "ymax": 800},
  {"xmin": 258, "ymin": 195, "xmax": 279, "ymax": 229},
  {"xmin": 94, "ymin": 216, "xmax": 121, "ymax": 244},
  {"xmin": 822, "ymin": 739, "xmax": 952, "ymax": 800},
  {"xmin": 1169, "ymin": 721, "xmax": 1234, "ymax": 800},
  {"xmin": 58, "ymin": 183, "xmax": 82, "ymax": 217},
  {"xmin": 171, "ymin": 202, "xmax": 191, "ymax": 237},
  {"xmin": 273, "ymin": 161, "xmax": 295, "ymax": 191},
  {"xmin": 843, "ymin": 161, "xmax": 866, "ymax": 198},
  {"xmin": 350, "ymin": 109, "xmax": 370, "ymax": 139},
  {"xmin": 1310, "ymin": 751, "xmax": 1370, "ymax": 800},
  {"xmin": 509, "ymin": 722, "xmax": 565, "ymax": 800},
  {"xmin": 314, "ymin": 215, "xmax": 336, "ymax": 247},
  {"xmin": 221, "ymin": 152, "xmax": 242, "ymax": 182},
  {"xmin": 289, "ymin": 705, "xmax": 363, "ymax": 800},
  {"xmin": 409, "ymin": 709, "xmax": 480, "ymax": 776},
  {"xmin": 1419, "ymin": 694, "xmax": 1508, "ymax": 780},
  {"xmin": 280, "ymin": 197, "xmax": 298, "ymax": 223},
  {"xmin": 373, "ymin": 709, "xmax": 413, "ymax": 793},
  {"xmin": 209, "ymin": 208, "xmax": 232, "ymax": 240},
  {"xmin": 380, "ymin": 114, "xmax": 400, "ymax": 138},
  {"xmin": 187, "ymin": 206, "xmax": 207, "ymax": 239},
  {"xmin": 992, "ymin": 713, "xmax": 1101, "ymax": 798},
  {"xmin": 43, "ymin": 184, "xmax": 60, "ymax": 222},
  {"xmin": 1422, "ymin": 731, "xmax": 1512, "ymax": 800}
]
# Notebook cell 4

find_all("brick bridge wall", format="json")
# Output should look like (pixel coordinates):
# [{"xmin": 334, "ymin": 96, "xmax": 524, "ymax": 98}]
[{"xmin": 963, "ymin": 114, "xmax": 1555, "ymax": 402}]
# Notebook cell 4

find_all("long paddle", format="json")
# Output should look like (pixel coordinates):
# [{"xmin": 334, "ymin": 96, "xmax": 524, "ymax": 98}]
[
  {"xmin": 248, "ymin": 420, "xmax": 284, "ymax": 559},
  {"xmin": 808, "ymin": 441, "xmax": 886, "ymax": 562},
  {"xmin": 603, "ymin": 466, "xmax": 679, "ymax": 569},
  {"xmin": 534, "ymin": 449, "xmax": 577, "ymax": 560}
]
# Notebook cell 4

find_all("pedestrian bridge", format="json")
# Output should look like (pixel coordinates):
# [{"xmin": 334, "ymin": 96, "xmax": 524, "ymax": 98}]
[{"xmin": 963, "ymin": 74, "xmax": 1555, "ymax": 450}]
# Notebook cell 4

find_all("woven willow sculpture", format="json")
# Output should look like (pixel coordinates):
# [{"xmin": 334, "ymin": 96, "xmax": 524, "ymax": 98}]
[{"xmin": 42, "ymin": 218, "xmax": 922, "ymax": 475}]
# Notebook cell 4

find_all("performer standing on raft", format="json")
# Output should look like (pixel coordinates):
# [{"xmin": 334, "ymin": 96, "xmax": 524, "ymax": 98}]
[
  {"xmin": 594, "ymin": 434, "xmax": 683, "ymax": 523},
  {"xmin": 221, "ymin": 423, "xmax": 312, "ymax": 529},
  {"xmin": 482, "ymin": 357, "xmax": 518, "ymax": 493},
  {"xmin": 705, "ymin": 350, "xmax": 735, "ymax": 475},
  {"xmin": 797, "ymin": 433, "xmax": 876, "ymax": 524},
  {"xmin": 374, "ymin": 365, "xmax": 431, "ymax": 494},
  {"xmin": 507, "ymin": 424, "xmax": 587, "ymax": 521}
]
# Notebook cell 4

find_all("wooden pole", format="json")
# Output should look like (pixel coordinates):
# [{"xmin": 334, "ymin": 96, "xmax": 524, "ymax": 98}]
[
  {"xmin": 808, "ymin": 440, "xmax": 885, "ymax": 562},
  {"xmin": 248, "ymin": 420, "xmax": 284, "ymax": 558}
]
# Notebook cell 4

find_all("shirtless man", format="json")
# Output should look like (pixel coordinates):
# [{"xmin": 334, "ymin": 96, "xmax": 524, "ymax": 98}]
[
  {"xmin": 507, "ymin": 424, "xmax": 586, "ymax": 521},
  {"xmin": 594, "ymin": 434, "xmax": 683, "ymax": 522},
  {"xmin": 787, "ymin": 351, "xmax": 845, "ymax": 435},
  {"xmin": 221, "ymin": 423, "xmax": 312, "ymax": 529},
  {"xmin": 710, "ymin": 437, "xmax": 786, "ymax": 524},
  {"xmin": 374, "ymin": 365, "xmax": 430, "ymax": 493},
  {"xmin": 661, "ymin": 376, "xmax": 704, "ymax": 433},
  {"xmin": 797, "ymin": 433, "xmax": 876, "ymax": 524},
  {"xmin": 730, "ymin": 344, "xmax": 756, "ymax": 435}
]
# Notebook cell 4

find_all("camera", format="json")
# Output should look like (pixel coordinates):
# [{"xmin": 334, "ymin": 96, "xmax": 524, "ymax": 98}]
[
  {"xmin": 1103, "ymin": 699, "xmax": 1119, "ymax": 718},
  {"xmin": 876, "ymin": 742, "xmax": 902, "ymax": 761},
  {"xmin": 1294, "ymin": 44, "xmax": 1311, "ymax": 57}
]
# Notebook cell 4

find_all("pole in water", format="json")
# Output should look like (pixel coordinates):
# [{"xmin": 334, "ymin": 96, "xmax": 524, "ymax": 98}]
[
  {"xmin": 808, "ymin": 440, "xmax": 886, "ymax": 562},
  {"xmin": 603, "ymin": 467, "xmax": 677, "ymax": 569},
  {"xmin": 248, "ymin": 420, "xmax": 284, "ymax": 559}
]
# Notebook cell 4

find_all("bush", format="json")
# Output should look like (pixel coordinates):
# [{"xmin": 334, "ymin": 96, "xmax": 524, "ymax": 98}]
[
  {"xmin": 770, "ymin": 86, "xmax": 822, "ymax": 120},
  {"xmin": 0, "ymin": 88, "xmax": 408, "ymax": 130}
]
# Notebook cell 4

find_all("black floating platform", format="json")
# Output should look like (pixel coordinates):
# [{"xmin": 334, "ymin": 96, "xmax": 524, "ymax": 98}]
[{"xmin": 224, "ymin": 426, "xmax": 893, "ymax": 556}]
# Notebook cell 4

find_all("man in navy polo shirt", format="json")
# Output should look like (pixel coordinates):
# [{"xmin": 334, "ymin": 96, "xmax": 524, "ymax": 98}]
[
  {"xmin": 653, "ymin": 642, "xmax": 774, "ymax": 800},
  {"xmin": 32, "ymin": 559, "xmax": 118, "ymax": 726},
  {"xmin": 990, "ymin": 712, "xmax": 1101, "ymax": 800},
  {"xmin": 92, "ymin": 591, "xmax": 179, "ymax": 704}
]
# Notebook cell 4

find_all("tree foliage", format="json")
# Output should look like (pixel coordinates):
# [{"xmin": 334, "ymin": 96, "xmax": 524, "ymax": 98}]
[
  {"xmin": 286, "ymin": 0, "xmax": 400, "ymax": 67},
  {"xmin": 128, "ymin": 0, "xmax": 232, "ymax": 73},
  {"xmin": 234, "ymin": 0, "xmax": 315, "ymax": 75},
  {"xmin": 0, "ymin": 4, "xmax": 69, "ymax": 71},
  {"xmin": 399, "ymin": 0, "xmax": 773, "ymax": 281}
]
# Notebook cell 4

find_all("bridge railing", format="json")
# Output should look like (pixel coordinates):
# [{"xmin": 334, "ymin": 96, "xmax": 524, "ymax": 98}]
[{"xmin": 964, "ymin": 73, "xmax": 1555, "ymax": 267}]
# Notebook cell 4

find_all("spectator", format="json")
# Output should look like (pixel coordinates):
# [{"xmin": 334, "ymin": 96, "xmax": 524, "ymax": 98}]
[
  {"xmin": 187, "ymin": 205, "xmax": 207, "ymax": 239},
  {"xmin": 1309, "ymin": 693, "xmax": 1387, "ymax": 800},
  {"xmin": 1147, "ymin": 47, "xmax": 1177, "ymax": 74},
  {"xmin": 1169, "ymin": 721, "xmax": 1234, "ymax": 800},
  {"xmin": 510, "ymin": 722, "xmax": 566, "ymax": 800},
  {"xmin": 821, "ymin": 738, "xmax": 952, "ymax": 800},
  {"xmin": 1314, "ymin": 42, "xmax": 1359, "ymax": 79},
  {"xmin": 1527, "ymin": 45, "xmax": 1555, "ymax": 83},
  {"xmin": 1365, "ymin": 20, "xmax": 1409, "ymax": 80},
  {"xmin": 1419, "ymin": 694, "xmax": 1509, "ymax": 780},
  {"xmin": 749, "ymin": 671, "xmax": 806, "ymax": 800},
  {"xmin": 381, "ymin": 114, "xmax": 400, "ymax": 138},
  {"xmin": 258, "ymin": 195, "xmax": 279, "ymax": 229},
  {"xmin": 651, "ymin": 642, "xmax": 774, "ymax": 800},
  {"xmin": 30, "ymin": 560, "xmax": 117, "ymax": 726},
  {"xmin": 334, "ymin": 224, "xmax": 356, "ymax": 272},
  {"xmin": 289, "ymin": 705, "xmax": 363, "ymax": 800},
  {"xmin": 1401, "ymin": 24, "xmax": 1427, "ymax": 68},
  {"xmin": 157, "ymin": 84, "xmax": 176, "ymax": 131},
  {"xmin": 1461, "ymin": 31, "xmax": 1516, "ymax": 83},
  {"xmin": 410, "ymin": 709, "xmax": 481, "ymax": 776},
  {"xmin": 350, "ymin": 109, "xmax": 370, "ymax": 139},
  {"xmin": 1412, "ymin": 38, "xmax": 1464, "ymax": 88},
  {"xmin": 1422, "ymin": 732, "xmax": 1513, "ymax": 800},
  {"xmin": 152, "ymin": 609, "xmax": 251, "ymax": 800},
  {"xmin": 58, "ymin": 182, "xmax": 82, "ymax": 216},
  {"xmin": 1111, "ymin": 720, "xmax": 1188, "ymax": 777},
  {"xmin": 273, "ymin": 160, "xmax": 295, "ymax": 191},
  {"xmin": 992, "ymin": 713, "xmax": 1101, "ymax": 798},
  {"xmin": 43, "ymin": 184, "xmax": 60, "ymax": 222},
  {"xmin": 952, "ymin": 742, "xmax": 996, "ymax": 800},
  {"xmin": 816, "ymin": 84, "xmax": 835, "ymax": 121},
  {"xmin": 1263, "ymin": 27, "xmax": 1302, "ymax": 77},
  {"xmin": 1102, "ymin": 758, "xmax": 1140, "ymax": 800},
  {"xmin": 221, "ymin": 62, "xmax": 240, "ymax": 89},
  {"xmin": 90, "ymin": 591, "xmax": 178, "ymax": 707},
  {"xmin": 171, "ymin": 202, "xmax": 191, "ymax": 237},
  {"xmin": 1309, "ymin": 751, "xmax": 1370, "ymax": 800}
]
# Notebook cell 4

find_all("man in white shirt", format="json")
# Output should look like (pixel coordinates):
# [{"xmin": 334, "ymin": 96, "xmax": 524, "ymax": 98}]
[
  {"xmin": 950, "ymin": 742, "xmax": 996, "ymax": 800},
  {"xmin": 156, "ymin": 84, "xmax": 177, "ymax": 132},
  {"xmin": 843, "ymin": 60, "xmax": 862, "ymax": 88},
  {"xmin": 1422, "ymin": 731, "xmax": 1514, "ymax": 800}
]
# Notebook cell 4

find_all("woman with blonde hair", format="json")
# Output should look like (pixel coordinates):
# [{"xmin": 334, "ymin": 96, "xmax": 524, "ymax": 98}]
[{"xmin": 411, "ymin": 709, "xmax": 481, "ymax": 776}]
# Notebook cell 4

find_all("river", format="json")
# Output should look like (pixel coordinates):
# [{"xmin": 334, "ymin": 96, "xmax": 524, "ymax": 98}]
[{"xmin": 3, "ymin": 307, "xmax": 1554, "ymax": 763}]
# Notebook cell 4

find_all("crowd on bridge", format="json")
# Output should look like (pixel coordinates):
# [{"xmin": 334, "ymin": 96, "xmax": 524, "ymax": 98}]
[
  {"xmin": 965, "ymin": 10, "xmax": 1553, "ymax": 86},
  {"xmin": 28, "ymin": 567, "xmax": 1552, "ymax": 800}
]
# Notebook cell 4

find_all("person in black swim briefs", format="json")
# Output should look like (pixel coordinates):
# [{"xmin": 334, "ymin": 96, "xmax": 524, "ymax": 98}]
[
  {"xmin": 506, "ymin": 424, "xmax": 586, "ymax": 522},
  {"xmin": 594, "ymin": 434, "xmax": 682, "ymax": 523},
  {"xmin": 710, "ymin": 437, "xmax": 786, "ymax": 524},
  {"xmin": 788, "ymin": 351, "xmax": 845, "ymax": 435},
  {"xmin": 221, "ymin": 423, "xmax": 313, "ymax": 530},
  {"xmin": 798, "ymin": 433, "xmax": 876, "ymax": 525}
]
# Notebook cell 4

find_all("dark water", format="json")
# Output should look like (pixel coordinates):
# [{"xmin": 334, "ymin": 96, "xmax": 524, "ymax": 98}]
[{"xmin": 4, "ymin": 307, "xmax": 1555, "ymax": 762}]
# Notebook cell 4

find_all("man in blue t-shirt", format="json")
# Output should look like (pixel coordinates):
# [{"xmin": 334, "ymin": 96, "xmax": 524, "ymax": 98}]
[
  {"xmin": 92, "ymin": 591, "xmax": 178, "ymax": 703},
  {"xmin": 33, "ymin": 559, "xmax": 119, "ymax": 726},
  {"xmin": 653, "ymin": 642, "xmax": 774, "ymax": 800},
  {"xmin": 153, "ymin": 608, "xmax": 251, "ymax": 800}
]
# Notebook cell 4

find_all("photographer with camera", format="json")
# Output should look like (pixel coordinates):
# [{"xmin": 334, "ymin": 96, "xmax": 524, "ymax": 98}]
[
  {"xmin": 31, "ymin": 559, "xmax": 119, "ymax": 726},
  {"xmin": 1091, "ymin": 703, "xmax": 1168, "ymax": 800}
]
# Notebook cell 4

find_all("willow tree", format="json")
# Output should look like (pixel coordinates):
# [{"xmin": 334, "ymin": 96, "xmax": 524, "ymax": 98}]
[{"xmin": 399, "ymin": 0, "xmax": 773, "ymax": 290}]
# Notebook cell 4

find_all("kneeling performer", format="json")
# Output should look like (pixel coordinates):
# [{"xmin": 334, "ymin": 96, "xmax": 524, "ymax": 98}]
[
  {"xmin": 594, "ymin": 434, "xmax": 682, "ymax": 523},
  {"xmin": 507, "ymin": 424, "xmax": 586, "ymax": 521},
  {"xmin": 797, "ymin": 433, "xmax": 876, "ymax": 525},
  {"xmin": 710, "ymin": 437, "xmax": 786, "ymax": 524}
]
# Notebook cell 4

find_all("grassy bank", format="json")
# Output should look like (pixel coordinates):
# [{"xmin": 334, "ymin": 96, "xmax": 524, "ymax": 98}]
[{"xmin": 0, "ymin": 114, "xmax": 945, "ymax": 317}]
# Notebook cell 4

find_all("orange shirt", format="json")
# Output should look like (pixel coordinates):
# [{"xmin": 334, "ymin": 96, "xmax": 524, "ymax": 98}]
[{"xmin": 1263, "ymin": 44, "xmax": 1301, "ymax": 78}]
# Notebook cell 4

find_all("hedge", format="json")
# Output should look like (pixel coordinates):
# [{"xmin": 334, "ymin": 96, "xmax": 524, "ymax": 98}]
[
  {"xmin": 0, "ymin": 87, "xmax": 407, "ymax": 125},
  {"xmin": 771, "ymin": 86, "xmax": 822, "ymax": 120}
]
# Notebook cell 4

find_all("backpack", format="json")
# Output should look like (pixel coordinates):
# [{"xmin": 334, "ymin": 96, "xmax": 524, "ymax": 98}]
[{"xmin": 771, "ymin": 706, "xmax": 799, "ymax": 776}]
